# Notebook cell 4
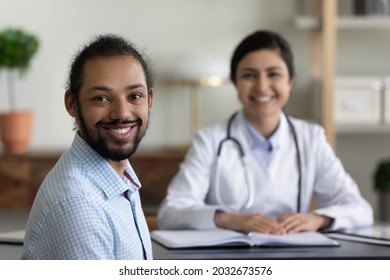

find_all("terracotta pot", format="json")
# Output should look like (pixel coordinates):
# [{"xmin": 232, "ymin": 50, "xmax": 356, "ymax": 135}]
[{"xmin": 0, "ymin": 111, "xmax": 33, "ymax": 154}]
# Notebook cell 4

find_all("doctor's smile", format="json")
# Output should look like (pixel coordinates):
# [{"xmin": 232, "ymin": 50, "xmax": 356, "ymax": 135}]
[{"xmin": 250, "ymin": 95, "xmax": 275, "ymax": 103}]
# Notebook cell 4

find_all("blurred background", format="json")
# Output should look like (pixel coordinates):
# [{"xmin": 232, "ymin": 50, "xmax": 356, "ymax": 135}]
[{"xmin": 1, "ymin": 0, "xmax": 390, "ymax": 220}]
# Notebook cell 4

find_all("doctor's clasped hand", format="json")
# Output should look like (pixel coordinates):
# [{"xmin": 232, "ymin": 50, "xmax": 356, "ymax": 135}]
[
  {"xmin": 214, "ymin": 211, "xmax": 332, "ymax": 234},
  {"xmin": 157, "ymin": 30, "xmax": 373, "ymax": 235}
]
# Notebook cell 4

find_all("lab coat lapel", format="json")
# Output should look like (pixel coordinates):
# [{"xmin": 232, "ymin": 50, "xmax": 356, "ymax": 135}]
[
  {"xmin": 232, "ymin": 111, "xmax": 270, "ymax": 180},
  {"xmin": 267, "ymin": 115, "xmax": 300, "ymax": 207}
]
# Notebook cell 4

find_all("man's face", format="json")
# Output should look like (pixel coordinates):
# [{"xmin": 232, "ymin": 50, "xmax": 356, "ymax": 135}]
[{"xmin": 66, "ymin": 56, "xmax": 153, "ymax": 161}]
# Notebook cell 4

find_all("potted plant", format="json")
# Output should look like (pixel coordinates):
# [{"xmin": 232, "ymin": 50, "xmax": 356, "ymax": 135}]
[
  {"xmin": 373, "ymin": 159, "xmax": 390, "ymax": 222},
  {"xmin": 0, "ymin": 28, "xmax": 39, "ymax": 154}
]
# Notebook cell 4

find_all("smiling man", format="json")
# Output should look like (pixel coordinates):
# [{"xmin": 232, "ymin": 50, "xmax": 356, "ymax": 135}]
[{"xmin": 22, "ymin": 34, "xmax": 154, "ymax": 260}]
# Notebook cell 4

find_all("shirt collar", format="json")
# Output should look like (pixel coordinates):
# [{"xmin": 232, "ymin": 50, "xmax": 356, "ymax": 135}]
[
  {"xmin": 244, "ymin": 112, "xmax": 287, "ymax": 151},
  {"xmin": 71, "ymin": 132, "xmax": 141, "ymax": 200}
]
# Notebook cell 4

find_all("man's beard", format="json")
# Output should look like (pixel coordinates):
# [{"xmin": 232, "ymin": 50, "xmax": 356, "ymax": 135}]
[{"xmin": 77, "ymin": 109, "xmax": 149, "ymax": 161}]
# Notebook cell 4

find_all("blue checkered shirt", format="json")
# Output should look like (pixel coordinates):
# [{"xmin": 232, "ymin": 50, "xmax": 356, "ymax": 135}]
[{"xmin": 21, "ymin": 133, "xmax": 152, "ymax": 260}]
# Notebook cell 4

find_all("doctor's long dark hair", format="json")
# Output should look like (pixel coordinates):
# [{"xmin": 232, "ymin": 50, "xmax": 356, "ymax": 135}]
[{"xmin": 230, "ymin": 30, "xmax": 295, "ymax": 84}]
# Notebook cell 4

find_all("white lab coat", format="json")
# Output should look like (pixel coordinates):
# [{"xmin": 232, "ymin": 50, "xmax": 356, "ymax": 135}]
[{"xmin": 158, "ymin": 111, "xmax": 373, "ymax": 231}]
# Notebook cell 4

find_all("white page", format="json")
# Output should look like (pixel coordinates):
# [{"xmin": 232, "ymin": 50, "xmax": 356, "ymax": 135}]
[
  {"xmin": 151, "ymin": 230, "xmax": 339, "ymax": 248},
  {"xmin": 250, "ymin": 231, "xmax": 339, "ymax": 246},
  {"xmin": 151, "ymin": 230, "xmax": 251, "ymax": 248}
]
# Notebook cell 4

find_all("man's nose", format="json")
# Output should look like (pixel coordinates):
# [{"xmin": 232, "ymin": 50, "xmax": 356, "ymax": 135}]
[{"xmin": 109, "ymin": 98, "xmax": 131, "ymax": 120}]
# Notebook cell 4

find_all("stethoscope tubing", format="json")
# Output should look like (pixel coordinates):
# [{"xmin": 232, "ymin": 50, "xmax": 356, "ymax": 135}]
[{"xmin": 215, "ymin": 111, "xmax": 302, "ymax": 212}]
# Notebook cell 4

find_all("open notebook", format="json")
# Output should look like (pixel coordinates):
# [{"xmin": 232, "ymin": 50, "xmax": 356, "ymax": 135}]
[
  {"xmin": 151, "ymin": 229, "xmax": 340, "ymax": 249},
  {"xmin": 326, "ymin": 224, "xmax": 390, "ymax": 246}
]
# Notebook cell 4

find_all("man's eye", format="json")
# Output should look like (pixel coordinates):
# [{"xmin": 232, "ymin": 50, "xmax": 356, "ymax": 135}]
[
  {"xmin": 129, "ymin": 94, "xmax": 141, "ymax": 100},
  {"xmin": 92, "ymin": 96, "xmax": 109, "ymax": 102}
]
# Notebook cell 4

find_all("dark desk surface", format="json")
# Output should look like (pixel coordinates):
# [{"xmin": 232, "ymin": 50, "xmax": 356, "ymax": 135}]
[
  {"xmin": 0, "ymin": 244, "xmax": 23, "ymax": 260},
  {"xmin": 0, "ymin": 210, "xmax": 28, "ymax": 260},
  {"xmin": 151, "ymin": 239, "xmax": 390, "ymax": 260},
  {"xmin": 2, "ymin": 239, "xmax": 390, "ymax": 260}
]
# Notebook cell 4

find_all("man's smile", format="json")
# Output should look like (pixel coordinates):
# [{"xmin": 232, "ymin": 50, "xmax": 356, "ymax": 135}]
[
  {"xmin": 108, "ymin": 127, "xmax": 132, "ymax": 135},
  {"xmin": 100, "ymin": 122, "xmax": 139, "ymax": 141}
]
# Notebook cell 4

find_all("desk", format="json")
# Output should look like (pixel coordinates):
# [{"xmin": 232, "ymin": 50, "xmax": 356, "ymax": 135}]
[
  {"xmin": 2, "ymin": 240, "xmax": 390, "ymax": 260},
  {"xmin": 0, "ymin": 210, "xmax": 28, "ymax": 260},
  {"xmin": 1, "ymin": 210, "xmax": 390, "ymax": 260},
  {"xmin": 151, "ymin": 240, "xmax": 390, "ymax": 259},
  {"xmin": 0, "ymin": 244, "xmax": 23, "ymax": 260}
]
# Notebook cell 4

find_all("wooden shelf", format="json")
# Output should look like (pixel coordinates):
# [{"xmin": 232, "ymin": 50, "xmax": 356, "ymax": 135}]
[
  {"xmin": 0, "ymin": 148, "xmax": 185, "ymax": 212},
  {"xmin": 295, "ymin": 15, "xmax": 390, "ymax": 30},
  {"xmin": 336, "ymin": 124, "xmax": 390, "ymax": 134},
  {"xmin": 296, "ymin": 1, "xmax": 390, "ymax": 148}
]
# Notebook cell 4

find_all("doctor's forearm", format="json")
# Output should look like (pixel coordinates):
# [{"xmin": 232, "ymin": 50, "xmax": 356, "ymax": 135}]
[
  {"xmin": 214, "ymin": 211, "xmax": 230, "ymax": 229},
  {"xmin": 214, "ymin": 212, "xmax": 254, "ymax": 232}
]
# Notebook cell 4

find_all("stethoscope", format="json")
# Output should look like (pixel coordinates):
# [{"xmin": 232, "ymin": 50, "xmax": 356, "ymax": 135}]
[{"xmin": 214, "ymin": 111, "xmax": 302, "ymax": 212}]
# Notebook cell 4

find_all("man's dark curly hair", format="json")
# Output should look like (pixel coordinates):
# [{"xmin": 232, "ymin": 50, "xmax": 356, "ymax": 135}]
[{"xmin": 66, "ymin": 34, "xmax": 154, "ymax": 97}]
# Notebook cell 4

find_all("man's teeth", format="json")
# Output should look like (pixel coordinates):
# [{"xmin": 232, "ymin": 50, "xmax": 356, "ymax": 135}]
[
  {"xmin": 254, "ymin": 96, "xmax": 273, "ymax": 102},
  {"xmin": 110, "ymin": 128, "xmax": 130, "ymax": 134}
]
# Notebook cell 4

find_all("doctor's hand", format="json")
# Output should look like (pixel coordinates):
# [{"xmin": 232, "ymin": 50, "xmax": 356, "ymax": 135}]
[
  {"xmin": 214, "ymin": 212, "xmax": 286, "ymax": 235},
  {"xmin": 277, "ymin": 212, "xmax": 332, "ymax": 234}
]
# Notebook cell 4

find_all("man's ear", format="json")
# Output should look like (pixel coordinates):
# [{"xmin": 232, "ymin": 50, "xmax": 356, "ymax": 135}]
[
  {"xmin": 64, "ymin": 91, "xmax": 78, "ymax": 117},
  {"xmin": 148, "ymin": 88, "xmax": 154, "ymax": 109}
]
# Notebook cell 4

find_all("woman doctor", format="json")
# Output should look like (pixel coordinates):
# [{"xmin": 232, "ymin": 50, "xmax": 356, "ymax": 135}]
[{"xmin": 157, "ymin": 30, "xmax": 373, "ymax": 234}]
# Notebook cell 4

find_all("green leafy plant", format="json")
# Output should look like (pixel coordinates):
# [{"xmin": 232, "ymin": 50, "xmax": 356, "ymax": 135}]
[
  {"xmin": 0, "ymin": 28, "xmax": 39, "ymax": 110},
  {"xmin": 374, "ymin": 159, "xmax": 390, "ymax": 191}
]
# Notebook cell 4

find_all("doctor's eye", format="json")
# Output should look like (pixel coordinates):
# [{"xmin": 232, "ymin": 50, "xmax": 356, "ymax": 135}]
[
  {"xmin": 268, "ymin": 71, "xmax": 282, "ymax": 78},
  {"xmin": 240, "ymin": 72, "xmax": 257, "ymax": 79}
]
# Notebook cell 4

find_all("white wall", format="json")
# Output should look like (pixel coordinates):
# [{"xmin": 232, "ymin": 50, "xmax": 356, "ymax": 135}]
[{"xmin": 0, "ymin": 0, "xmax": 309, "ymax": 149}]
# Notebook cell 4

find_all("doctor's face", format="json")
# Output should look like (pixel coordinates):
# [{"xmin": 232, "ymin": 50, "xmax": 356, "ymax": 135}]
[
  {"xmin": 235, "ymin": 49, "xmax": 293, "ymax": 123},
  {"xmin": 65, "ymin": 56, "xmax": 153, "ymax": 161}
]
